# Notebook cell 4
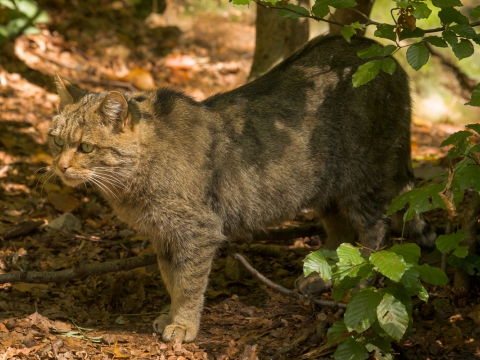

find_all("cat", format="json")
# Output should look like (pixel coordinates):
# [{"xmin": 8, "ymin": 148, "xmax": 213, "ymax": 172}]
[{"xmin": 48, "ymin": 35, "xmax": 436, "ymax": 343}]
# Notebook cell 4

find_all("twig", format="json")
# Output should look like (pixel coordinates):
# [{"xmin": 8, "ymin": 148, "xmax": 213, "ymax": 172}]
[
  {"xmin": 229, "ymin": 251, "xmax": 346, "ymax": 310},
  {"xmin": 441, "ymin": 221, "xmax": 452, "ymax": 273},
  {"xmin": 0, "ymin": 254, "xmax": 157, "ymax": 284}
]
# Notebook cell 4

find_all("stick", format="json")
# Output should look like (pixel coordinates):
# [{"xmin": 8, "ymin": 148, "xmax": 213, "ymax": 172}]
[
  {"xmin": 0, "ymin": 254, "xmax": 157, "ymax": 284},
  {"xmin": 229, "ymin": 251, "xmax": 346, "ymax": 310}
]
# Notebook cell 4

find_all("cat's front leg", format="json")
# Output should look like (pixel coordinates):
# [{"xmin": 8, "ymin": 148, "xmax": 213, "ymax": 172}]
[{"xmin": 153, "ymin": 241, "xmax": 218, "ymax": 342}]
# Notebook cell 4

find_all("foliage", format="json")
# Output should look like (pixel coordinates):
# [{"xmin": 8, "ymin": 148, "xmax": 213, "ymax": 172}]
[
  {"xmin": 229, "ymin": 1, "xmax": 480, "ymax": 358},
  {"xmin": 0, "ymin": 0, "xmax": 50, "ymax": 45},
  {"xmin": 388, "ymin": 124, "xmax": 480, "ymax": 277},
  {"xmin": 232, "ymin": 0, "xmax": 480, "ymax": 102},
  {"xmin": 304, "ymin": 243, "xmax": 447, "ymax": 359}
]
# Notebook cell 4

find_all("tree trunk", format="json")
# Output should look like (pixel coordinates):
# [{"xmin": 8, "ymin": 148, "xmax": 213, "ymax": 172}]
[
  {"xmin": 328, "ymin": 0, "xmax": 374, "ymax": 36},
  {"xmin": 248, "ymin": 1, "xmax": 310, "ymax": 81},
  {"xmin": 454, "ymin": 191, "xmax": 480, "ymax": 291}
]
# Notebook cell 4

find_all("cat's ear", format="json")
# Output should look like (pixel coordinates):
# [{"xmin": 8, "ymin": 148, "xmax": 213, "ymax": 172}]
[
  {"xmin": 98, "ymin": 91, "xmax": 129, "ymax": 128},
  {"xmin": 54, "ymin": 73, "xmax": 87, "ymax": 112}
]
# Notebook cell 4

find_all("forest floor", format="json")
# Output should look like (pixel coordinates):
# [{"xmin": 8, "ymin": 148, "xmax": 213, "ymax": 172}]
[{"xmin": 1, "ymin": 1, "xmax": 480, "ymax": 359}]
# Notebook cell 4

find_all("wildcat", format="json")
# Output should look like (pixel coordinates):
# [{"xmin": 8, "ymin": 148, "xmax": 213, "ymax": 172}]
[{"xmin": 48, "ymin": 35, "xmax": 436, "ymax": 343}]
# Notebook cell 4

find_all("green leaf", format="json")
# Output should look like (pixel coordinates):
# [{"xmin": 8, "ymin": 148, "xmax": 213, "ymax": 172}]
[
  {"xmin": 399, "ymin": 265, "xmax": 420, "ymax": 289},
  {"xmin": 442, "ymin": 30, "xmax": 458, "ymax": 47},
  {"xmin": 364, "ymin": 335, "xmax": 393, "ymax": 359},
  {"xmin": 23, "ymin": 26, "xmax": 40, "ymax": 35},
  {"xmin": 381, "ymin": 58, "xmax": 397, "ymax": 75},
  {"xmin": 370, "ymin": 251, "xmax": 407, "ymax": 282},
  {"xmin": 333, "ymin": 275, "xmax": 362, "ymax": 301},
  {"xmin": 417, "ymin": 264, "xmax": 449, "ymax": 285},
  {"xmin": 466, "ymin": 83, "xmax": 480, "ymax": 106},
  {"xmin": 344, "ymin": 288, "xmax": 383, "ymax": 333},
  {"xmin": 336, "ymin": 262, "xmax": 374, "ymax": 282},
  {"xmin": 16, "ymin": 0, "xmax": 40, "ymax": 18},
  {"xmin": 115, "ymin": 315, "xmax": 126, "ymax": 325},
  {"xmin": 450, "ymin": 24, "xmax": 477, "ymax": 38},
  {"xmin": 342, "ymin": 26, "xmax": 356, "ymax": 43},
  {"xmin": 232, "ymin": 0, "xmax": 250, "ymax": 4},
  {"xmin": 303, "ymin": 250, "xmax": 333, "ymax": 280},
  {"xmin": 382, "ymin": 45, "xmax": 397, "ymax": 56},
  {"xmin": 333, "ymin": 337, "xmax": 369, "ymax": 360},
  {"xmin": 357, "ymin": 43, "xmax": 383, "ymax": 58},
  {"xmin": 440, "ymin": 130, "xmax": 472, "ymax": 146},
  {"xmin": 438, "ymin": 6, "xmax": 469, "ymax": 25},
  {"xmin": 377, "ymin": 293, "xmax": 409, "ymax": 342},
  {"xmin": 455, "ymin": 163, "xmax": 480, "ymax": 192},
  {"xmin": 436, "ymin": 230, "xmax": 467, "ymax": 253},
  {"xmin": 312, "ymin": 2, "xmax": 330, "ymax": 18},
  {"xmin": 327, "ymin": 320, "xmax": 348, "ymax": 345},
  {"xmin": 375, "ymin": 24, "xmax": 397, "ymax": 41},
  {"xmin": 352, "ymin": 60, "xmax": 381, "ymax": 87},
  {"xmin": 467, "ymin": 144, "xmax": 480, "ymax": 154},
  {"xmin": 337, "ymin": 243, "xmax": 364, "ymax": 265},
  {"xmin": 453, "ymin": 38, "xmax": 474, "ymax": 60},
  {"xmin": 399, "ymin": 27, "xmax": 425, "ymax": 40},
  {"xmin": 277, "ymin": 4, "xmax": 310, "ymax": 19},
  {"xmin": 0, "ymin": 0, "xmax": 16, "ymax": 10},
  {"xmin": 471, "ymin": 6, "xmax": 480, "ymax": 18},
  {"xmin": 424, "ymin": 36, "xmax": 448, "ymax": 48},
  {"xmin": 350, "ymin": 21, "xmax": 364, "ymax": 29},
  {"xmin": 406, "ymin": 43, "xmax": 429, "ymax": 70},
  {"xmin": 389, "ymin": 243, "xmax": 421, "ymax": 264},
  {"xmin": 466, "ymin": 124, "xmax": 480, "ymax": 134},
  {"xmin": 33, "ymin": 10, "xmax": 50, "ymax": 24},
  {"xmin": 448, "ymin": 253, "xmax": 480, "ymax": 275},
  {"xmin": 412, "ymin": 3, "xmax": 432, "ymax": 19},
  {"xmin": 453, "ymin": 245, "xmax": 469, "ymax": 258},
  {"xmin": 314, "ymin": 0, "xmax": 358, "ymax": 10},
  {"xmin": 387, "ymin": 183, "xmax": 446, "ymax": 219},
  {"xmin": 432, "ymin": 0, "xmax": 463, "ymax": 8},
  {"xmin": 382, "ymin": 287, "xmax": 414, "ymax": 322}
]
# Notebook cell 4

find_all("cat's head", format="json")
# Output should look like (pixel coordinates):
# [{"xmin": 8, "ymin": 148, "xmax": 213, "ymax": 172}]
[{"xmin": 48, "ymin": 74, "xmax": 138, "ymax": 192}]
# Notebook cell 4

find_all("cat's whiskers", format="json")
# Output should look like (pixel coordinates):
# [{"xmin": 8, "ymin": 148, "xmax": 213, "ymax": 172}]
[
  {"xmin": 90, "ymin": 172, "xmax": 127, "ymax": 190},
  {"xmin": 88, "ymin": 175, "xmax": 123, "ymax": 203},
  {"xmin": 35, "ymin": 168, "xmax": 57, "ymax": 197}
]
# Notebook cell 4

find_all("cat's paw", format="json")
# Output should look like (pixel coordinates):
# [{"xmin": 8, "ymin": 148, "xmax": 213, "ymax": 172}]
[
  {"xmin": 162, "ymin": 323, "xmax": 198, "ymax": 343},
  {"xmin": 153, "ymin": 314, "xmax": 172, "ymax": 334}
]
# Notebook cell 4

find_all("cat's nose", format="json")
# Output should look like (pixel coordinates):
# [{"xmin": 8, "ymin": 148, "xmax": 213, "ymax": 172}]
[{"xmin": 59, "ymin": 163, "xmax": 70, "ymax": 172}]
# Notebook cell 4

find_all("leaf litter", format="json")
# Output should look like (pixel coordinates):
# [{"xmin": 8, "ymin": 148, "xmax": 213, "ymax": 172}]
[{"xmin": 0, "ymin": 1, "xmax": 480, "ymax": 359}]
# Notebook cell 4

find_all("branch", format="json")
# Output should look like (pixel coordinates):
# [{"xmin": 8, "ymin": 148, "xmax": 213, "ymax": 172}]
[
  {"xmin": 251, "ymin": 0, "xmax": 480, "ymax": 35},
  {"xmin": 252, "ymin": 0, "xmax": 345, "ymax": 27},
  {"xmin": 0, "ymin": 254, "xmax": 157, "ymax": 284},
  {"xmin": 229, "ymin": 251, "xmax": 346, "ymax": 310}
]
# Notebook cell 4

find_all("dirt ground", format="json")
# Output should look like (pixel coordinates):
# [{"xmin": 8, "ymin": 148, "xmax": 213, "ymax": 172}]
[{"xmin": 1, "ymin": 1, "xmax": 480, "ymax": 359}]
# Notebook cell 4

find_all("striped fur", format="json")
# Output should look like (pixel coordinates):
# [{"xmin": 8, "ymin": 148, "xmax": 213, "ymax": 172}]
[{"xmin": 48, "ymin": 35, "xmax": 436, "ymax": 342}]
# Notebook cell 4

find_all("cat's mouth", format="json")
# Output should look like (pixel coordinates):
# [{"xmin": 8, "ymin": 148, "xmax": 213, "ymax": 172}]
[{"xmin": 58, "ymin": 170, "xmax": 87, "ymax": 187}]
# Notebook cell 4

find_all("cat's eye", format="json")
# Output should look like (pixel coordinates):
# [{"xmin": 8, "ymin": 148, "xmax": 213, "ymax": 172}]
[
  {"xmin": 54, "ymin": 136, "xmax": 64, "ymax": 146},
  {"xmin": 81, "ymin": 143, "xmax": 94, "ymax": 153}
]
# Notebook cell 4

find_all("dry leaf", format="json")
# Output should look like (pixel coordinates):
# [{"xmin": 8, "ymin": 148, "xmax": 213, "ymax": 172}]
[
  {"xmin": 438, "ymin": 165, "xmax": 457, "ymax": 222},
  {"xmin": 47, "ymin": 192, "xmax": 81, "ymax": 213},
  {"xmin": 120, "ymin": 67, "xmax": 155, "ymax": 90}
]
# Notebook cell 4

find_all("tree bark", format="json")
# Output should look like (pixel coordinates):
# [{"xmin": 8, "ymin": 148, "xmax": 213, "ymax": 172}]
[
  {"xmin": 248, "ymin": 1, "xmax": 310, "ymax": 81},
  {"xmin": 328, "ymin": 0, "xmax": 374, "ymax": 36}
]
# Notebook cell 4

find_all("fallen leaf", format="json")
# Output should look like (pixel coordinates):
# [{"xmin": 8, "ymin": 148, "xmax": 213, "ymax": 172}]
[
  {"xmin": 121, "ymin": 67, "xmax": 155, "ymax": 90},
  {"xmin": 48, "ymin": 192, "xmax": 81, "ymax": 213}
]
